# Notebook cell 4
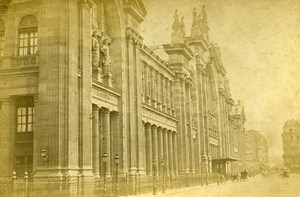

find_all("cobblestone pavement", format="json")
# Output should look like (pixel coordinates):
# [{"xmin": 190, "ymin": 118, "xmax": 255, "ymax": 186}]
[{"xmin": 125, "ymin": 173, "xmax": 300, "ymax": 197}]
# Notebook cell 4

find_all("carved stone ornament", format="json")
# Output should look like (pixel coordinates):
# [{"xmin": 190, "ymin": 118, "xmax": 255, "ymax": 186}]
[{"xmin": 92, "ymin": 31, "xmax": 100, "ymax": 70}]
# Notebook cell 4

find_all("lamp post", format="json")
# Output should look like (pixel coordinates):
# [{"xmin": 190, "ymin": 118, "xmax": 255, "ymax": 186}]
[
  {"xmin": 161, "ymin": 159, "xmax": 165, "ymax": 193},
  {"xmin": 153, "ymin": 158, "xmax": 157, "ymax": 195},
  {"xmin": 114, "ymin": 154, "xmax": 119, "ymax": 197},
  {"xmin": 103, "ymin": 153, "xmax": 108, "ymax": 196}
]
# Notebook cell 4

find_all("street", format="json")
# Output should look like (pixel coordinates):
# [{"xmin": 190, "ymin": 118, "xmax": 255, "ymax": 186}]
[{"xmin": 129, "ymin": 173, "xmax": 300, "ymax": 197}]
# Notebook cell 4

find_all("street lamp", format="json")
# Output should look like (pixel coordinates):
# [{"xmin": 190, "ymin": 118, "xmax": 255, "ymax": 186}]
[
  {"xmin": 114, "ymin": 154, "xmax": 119, "ymax": 197},
  {"xmin": 103, "ymin": 153, "xmax": 108, "ymax": 196},
  {"xmin": 153, "ymin": 158, "xmax": 157, "ymax": 195},
  {"xmin": 161, "ymin": 159, "xmax": 165, "ymax": 193}
]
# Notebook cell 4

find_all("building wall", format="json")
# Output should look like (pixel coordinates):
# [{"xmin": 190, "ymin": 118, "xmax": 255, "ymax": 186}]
[
  {"xmin": 245, "ymin": 130, "xmax": 269, "ymax": 175},
  {"xmin": 0, "ymin": 0, "xmax": 248, "ymax": 181},
  {"xmin": 282, "ymin": 120, "xmax": 300, "ymax": 172}
]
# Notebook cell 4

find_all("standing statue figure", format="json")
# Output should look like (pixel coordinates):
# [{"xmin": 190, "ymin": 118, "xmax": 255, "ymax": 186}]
[
  {"xmin": 179, "ymin": 17, "xmax": 186, "ymax": 37},
  {"xmin": 172, "ymin": 10, "xmax": 180, "ymax": 32},
  {"xmin": 92, "ymin": 31, "xmax": 100, "ymax": 70},
  {"xmin": 201, "ymin": 5, "xmax": 207, "ymax": 24},
  {"xmin": 101, "ymin": 39, "xmax": 111, "ymax": 74},
  {"xmin": 192, "ymin": 8, "xmax": 198, "ymax": 27}
]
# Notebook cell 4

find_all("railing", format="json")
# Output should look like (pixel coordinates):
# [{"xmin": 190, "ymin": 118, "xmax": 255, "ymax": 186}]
[{"xmin": 0, "ymin": 171, "xmax": 223, "ymax": 197}]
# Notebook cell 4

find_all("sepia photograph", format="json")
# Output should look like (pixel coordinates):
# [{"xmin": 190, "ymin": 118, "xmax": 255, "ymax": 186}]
[{"xmin": 0, "ymin": 0, "xmax": 299, "ymax": 196}]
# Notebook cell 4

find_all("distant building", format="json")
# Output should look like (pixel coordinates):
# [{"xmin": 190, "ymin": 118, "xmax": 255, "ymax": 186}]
[
  {"xmin": 282, "ymin": 120, "xmax": 300, "ymax": 172},
  {"xmin": 245, "ymin": 130, "xmax": 269, "ymax": 175},
  {"xmin": 231, "ymin": 100, "xmax": 247, "ymax": 172}
]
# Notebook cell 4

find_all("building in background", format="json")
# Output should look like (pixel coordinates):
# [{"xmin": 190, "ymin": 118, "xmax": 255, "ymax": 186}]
[
  {"xmin": 282, "ymin": 119, "xmax": 300, "ymax": 172},
  {"xmin": 245, "ymin": 130, "xmax": 269, "ymax": 175},
  {"xmin": 0, "ymin": 0, "xmax": 249, "ymax": 195}
]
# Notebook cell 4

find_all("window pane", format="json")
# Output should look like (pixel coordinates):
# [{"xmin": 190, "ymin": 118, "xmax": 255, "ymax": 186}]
[
  {"xmin": 28, "ymin": 124, "xmax": 32, "ymax": 132},
  {"xmin": 17, "ymin": 116, "xmax": 22, "ymax": 124},
  {"xmin": 28, "ymin": 116, "xmax": 32, "ymax": 123},
  {"xmin": 17, "ymin": 125, "xmax": 21, "ymax": 132},
  {"xmin": 22, "ymin": 108, "xmax": 26, "ymax": 115},
  {"xmin": 22, "ymin": 116, "xmax": 26, "ymax": 123},
  {"xmin": 21, "ymin": 125, "xmax": 26, "ymax": 132},
  {"xmin": 28, "ymin": 107, "xmax": 32, "ymax": 114},
  {"xmin": 17, "ymin": 108, "xmax": 22, "ymax": 115},
  {"xmin": 23, "ymin": 48, "xmax": 28, "ymax": 55},
  {"xmin": 24, "ymin": 33, "xmax": 28, "ymax": 38}
]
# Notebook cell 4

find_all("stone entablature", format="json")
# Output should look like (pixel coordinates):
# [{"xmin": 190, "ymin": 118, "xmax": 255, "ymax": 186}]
[
  {"xmin": 0, "ymin": 66, "xmax": 39, "ymax": 96},
  {"xmin": 92, "ymin": 79, "xmax": 120, "ymax": 112},
  {"xmin": 142, "ymin": 104, "xmax": 177, "ymax": 132}
]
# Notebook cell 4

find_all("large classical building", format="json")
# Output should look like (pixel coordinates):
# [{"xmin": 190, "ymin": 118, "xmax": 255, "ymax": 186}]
[
  {"xmin": 282, "ymin": 119, "xmax": 300, "ymax": 172},
  {"xmin": 0, "ymin": 0, "xmax": 247, "ymax": 191},
  {"xmin": 245, "ymin": 130, "xmax": 269, "ymax": 175}
]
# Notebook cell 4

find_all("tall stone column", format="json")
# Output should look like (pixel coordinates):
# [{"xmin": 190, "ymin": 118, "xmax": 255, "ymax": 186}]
[
  {"xmin": 151, "ymin": 125, "xmax": 158, "ymax": 175},
  {"xmin": 111, "ymin": 112, "xmax": 120, "ymax": 174},
  {"xmin": 157, "ymin": 72, "xmax": 161, "ymax": 110},
  {"xmin": 157, "ymin": 127, "xmax": 163, "ymax": 174},
  {"xmin": 0, "ymin": 98, "xmax": 14, "ymax": 177},
  {"xmin": 172, "ymin": 132, "xmax": 178, "ymax": 175},
  {"xmin": 145, "ymin": 123, "xmax": 152, "ymax": 175},
  {"xmin": 101, "ymin": 108, "xmax": 111, "ymax": 176},
  {"xmin": 167, "ymin": 79, "xmax": 171, "ymax": 113},
  {"xmin": 163, "ymin": 129, "xmax": 169, "ymax": 174},
  {"xmin": 170, "ymin": 81, "xmax": 175, "ymax": 115},
  {"xmin": 168, "ymin": 130, "xmax": 174, "ymax": 175},
  {"xmin": 187, "ymin": 80, "xmax": 195, "ymax": 173},
  {"xmin": 145, "ymin": 65, "xmax": 151, "ymax": 104},
  {"xmin": 92, "ymin": 105, "xmax": 100, "ymax": 178},
  {"xmin": 161, "ymin": 77, "xmax": 166, "ymax": 112},
  {"xmin": 151, "ymin": 68, "xmax": 156, "ymax": 107}
]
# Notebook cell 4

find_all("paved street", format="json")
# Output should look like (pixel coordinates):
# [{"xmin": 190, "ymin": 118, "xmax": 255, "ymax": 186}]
[{"xmin": 127, "ymin": 173, "xmax": 300, "ymax": 197}]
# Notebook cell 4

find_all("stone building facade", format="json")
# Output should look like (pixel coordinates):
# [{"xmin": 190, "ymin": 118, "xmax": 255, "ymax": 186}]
[
  {"xmin": 245, "ymin": 130, "xmax": 269, "ymax": 175},
  {"xmin": 282, "ymin": 119, "xmax": 300, "ymax": 172},
  {"xmin": 0, "ymin": 0, "xmax": 246, "ymax": 186}
]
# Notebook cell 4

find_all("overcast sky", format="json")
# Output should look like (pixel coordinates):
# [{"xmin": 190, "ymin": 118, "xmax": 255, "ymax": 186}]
[{"xmin": 141, "ymin": 0, "xmax": 300, "ymax": 157}]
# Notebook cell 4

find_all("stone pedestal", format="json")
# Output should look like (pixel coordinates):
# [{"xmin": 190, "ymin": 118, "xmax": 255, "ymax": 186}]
[
  {"xmin": 171, "ymin": 32, "xmax": 184, "ymax": 44},
  {"xmin": 103, "ymin": 72, "xmax": 113, "ymax": 86}
]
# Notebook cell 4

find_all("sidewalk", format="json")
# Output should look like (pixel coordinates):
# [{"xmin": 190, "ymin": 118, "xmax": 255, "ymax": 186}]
[{"xmin": 122, "ymin": 183, "xmax": 220, "ymax": 197}]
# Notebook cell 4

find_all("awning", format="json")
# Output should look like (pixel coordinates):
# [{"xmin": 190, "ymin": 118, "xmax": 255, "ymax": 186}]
[{"xmin": 212, "ymin": 157, "xmax": 239, "ymax": 162}]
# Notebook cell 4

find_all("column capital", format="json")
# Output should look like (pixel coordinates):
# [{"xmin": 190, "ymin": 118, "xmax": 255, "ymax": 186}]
[
  {"xmin": 92, "ymin": 104, "xmax": 99, "ymax": 110},
  {"xmin": 100, "ymin": 107, "xmax": 110, "ymax": 114},
  {"xmin": 151, "ymin": 124, "xmax": 158, "ymax": 129}
]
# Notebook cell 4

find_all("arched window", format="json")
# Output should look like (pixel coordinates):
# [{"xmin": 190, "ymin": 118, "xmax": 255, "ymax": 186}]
[
  {"xmin": 0, "ymin": 19, "xmax": 5, "ymax": 57},
  {"xmin": 18, "ymin": 15, "xmax": 38, "ymax": 56}
]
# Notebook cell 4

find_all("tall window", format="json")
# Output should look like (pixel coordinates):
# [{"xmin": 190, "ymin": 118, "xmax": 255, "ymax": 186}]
[
  {"xmin": 0, "ymin": 19, "xmax": 4, "ymax": 57},
  {"xmin": 16, "ymin": 97, "xmax": 34, "ymax": 132},
  {"xmin": 18, "ymin": 15, "xmax": 38, "ymax": 56}
]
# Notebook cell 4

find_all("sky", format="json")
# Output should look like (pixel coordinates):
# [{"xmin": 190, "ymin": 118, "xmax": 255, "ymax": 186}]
[{"xmin": 140, "ymin": 0, "xmax": 300, "ymax": 157}]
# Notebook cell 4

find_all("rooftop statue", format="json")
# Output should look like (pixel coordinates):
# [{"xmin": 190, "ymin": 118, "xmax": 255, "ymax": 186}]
[
  {"xmin": 192, "ymin": 8, "xmax": 198, "ymax": 27},
  {"xmin": 172, "ymin": 10, "xmax": 180, "ymax": 32},
  {"xmin": 180, "ymin": 17, "xmax": 186, "ymax": 36}
]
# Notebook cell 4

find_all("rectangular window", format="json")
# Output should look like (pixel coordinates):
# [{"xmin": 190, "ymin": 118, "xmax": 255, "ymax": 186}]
[
  {"xmin": 0, "ymin": 32, "xmax": 4, "ymax": 57},
  {"xmin": 19, "ymin": 31, "xmax": 38, "ymax": 56},
  {"xmin": 16, "ymin": 97, "xmax": 34, "ymax": 133}
]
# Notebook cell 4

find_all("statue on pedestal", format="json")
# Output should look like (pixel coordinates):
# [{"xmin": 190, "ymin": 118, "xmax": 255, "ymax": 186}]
[
  {"xmin": 101, "ymin": 39, "xmax": 111, "ymax": 74},
  {"xmin": 179, "ymin": 17, "xmax": 186, "ymax": 37},
  {"xmin": 172, "ymin": 10, "xmax": 180, "ymax": 32},
  {"xmin": 92, "ymin": 31, "xmax": 100, "ymax": 71}
]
